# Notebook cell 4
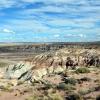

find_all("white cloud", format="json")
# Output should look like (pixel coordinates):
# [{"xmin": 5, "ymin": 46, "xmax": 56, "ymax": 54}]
[
  {"xmin": 0, "ymin": 0, "xmax": 17, "ymax": 9},
  {"xmin": 3, "ymin": 28, "xmax": 15, "ymax": 34},
  {"xmin": 65, "ymin": 33, "xmax": 86, "ymax": 38},
  {"xmin": 54, "ymin": 34, "xmax": 60, "ymax": 37},
  {"xmin": 0, "ymin": 0, "xmax": 99, "ymax": 42},
  {"xmin": 79, "ymin": 34, "xmax": 86, "ymax": 38},
  {"xmin": 21, "ymin": 0, "xmax": 74, "ymax": 3}
]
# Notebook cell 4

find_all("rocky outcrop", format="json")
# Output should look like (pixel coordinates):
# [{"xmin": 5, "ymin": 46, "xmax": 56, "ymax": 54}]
[
  {"xmin": 5, "ymin": 48, "xmax": 100, "ymax": 84},
  {"xmin": 5, "ymin": 62, "xmax": 34, "ymax": 79}
]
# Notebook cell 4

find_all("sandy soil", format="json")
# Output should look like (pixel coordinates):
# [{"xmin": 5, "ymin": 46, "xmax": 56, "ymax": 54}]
[{"xmin": 0, "ymin": 67, "xmax": 100, "ymax": 100}]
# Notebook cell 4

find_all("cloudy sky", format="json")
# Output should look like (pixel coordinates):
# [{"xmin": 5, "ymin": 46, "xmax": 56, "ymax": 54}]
[{"xmin": 0, "ymin": 0, "xmax": 100, "ymax": 42}]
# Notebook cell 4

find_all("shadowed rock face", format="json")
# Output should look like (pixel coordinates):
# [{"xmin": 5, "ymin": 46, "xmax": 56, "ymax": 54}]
[{"xmin": 5, "ymin": 48, "xmax": 100, "ymax": 84}]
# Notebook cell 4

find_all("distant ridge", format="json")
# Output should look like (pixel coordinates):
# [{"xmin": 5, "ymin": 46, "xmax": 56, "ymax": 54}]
[{"xmin": 0, "ymin": 41, "xmax": 100, "ymax": 45}]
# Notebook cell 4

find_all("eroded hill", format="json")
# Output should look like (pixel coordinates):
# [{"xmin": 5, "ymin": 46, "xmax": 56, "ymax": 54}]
[{"xmin": 0, "ymin": 43, "xmax": 100, "ymax": 100}]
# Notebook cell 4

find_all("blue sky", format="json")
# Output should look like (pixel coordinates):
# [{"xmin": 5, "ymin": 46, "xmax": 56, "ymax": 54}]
[{"xmin": 0, "ymin": 0, "xmax": 100, "ymax": 42}]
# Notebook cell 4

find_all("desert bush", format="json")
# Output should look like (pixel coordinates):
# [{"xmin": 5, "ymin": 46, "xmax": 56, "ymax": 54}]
[
  {"xmin": 79, "ymin": 86, "xmax": 100, "ymax": 96},
  {"xmin": 26, "ymin": 94, "xmax": 48, "ymax": 100},
  {"xmin": 57, "ymin": 83, "xmax": 75, "ymax": 91},
  {"xmin": 64, "ymin": 77, "xmax": 77, "ymax": 85},
  {"xmin": 94, "ymin": 79, "xmax": 100, "ymax": 83},
  {"xmin": 48, "ymin": 93, "xmax": 63, "ymax": 100},
  {"xmin": 45, "ymin": 84, "xmax": 53, "ymax": 89},
  {"xmin": 26, "ymin": 92, "xmax": 63, "ymax": 100},
  {"xmin": 0, "ymin": 85, "xmax": 13, "ymax": 92},
  {"xmin": 96, "ymin": 95, "xmax": 100, "ymax": 100},
  {"xmin": 78, "ymin": 89, "xmax": 90, "ymax": 95},
  {"xmin": 66, "ymin": 93, "xmax": 83, "ymax": 100},
  {"xmin": 77, "ymin": 77, "xmax": 91, "ymax": 84},
  {"xmin": 96, "ymin": 63, "xmax": 100, "ymax": 68},
  {"xmin": 80, "ymin": 77, "xmax": 91, "ymax": 82},
  {"xmin": 94, "ymin": 86, "xmax": 100, "ymax": 91},
  {"xmin": 0, "ymin": 62, "xmax": 8, "ymax": 67},
  {"xmin": 75, "ymin": 67, "xmax": 90, "ymax": 74},
  {"xmin": 62, "ymin": 70, "xmax": 68, "ymax": 77},
  {"xmin": 83, "ymin": 85, "xmax": 100, "ymax": 95},
  {"xmin": 42, "ymin": 80, "xmax": 56, "ymax": 90},
  {"xmin": 26, "ymin": 95, "xmax": 39, "ymax": 100},
  {"xmin": 44, "ymin": 83, "xmax": 56, "ymax": 90},
  {"xmin": 17, "ymin": 80, "xmax": 24, "ymax": 85},
  {"xmin": 47, "ymin": 88, "xmax": 57, "ymax": 94}
]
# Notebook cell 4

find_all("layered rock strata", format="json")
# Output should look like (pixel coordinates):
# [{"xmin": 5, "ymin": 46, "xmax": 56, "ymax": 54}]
[{"xmin": 6, "ymin": 48, "xmax": 100, "ymax": 84}]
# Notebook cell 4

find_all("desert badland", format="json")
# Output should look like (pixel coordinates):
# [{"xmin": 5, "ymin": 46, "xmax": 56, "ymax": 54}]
[{"xmin": 0, "ymin": 42, "xmax": 100, "ymax": 100}]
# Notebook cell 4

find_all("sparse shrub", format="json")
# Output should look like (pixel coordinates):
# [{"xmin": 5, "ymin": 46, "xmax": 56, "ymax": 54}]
[
  {"xmin": 77, "ymin": 77, "xmax": 91, "ymax": 84},
  {"xmin": 17, "ymin": 80, "xmax": 24, "ymax": 85},
  {"xmin": 80, "ymin": 77, "xmax": 91, "ymax": 82},
  {"xmin": 26, "ymin": 95, "xmax": 39, "ymax": 100},
  {"xmin": 0, "ymin": 62, "xmax": 8, "ymax": 67},
  {"xmin": 48, "ymin": 93, "xmax": 63, "ymax": 100},
  {"xmin": 78, "ymin": 89, "xmax": 89, "ymax": 95},
  {"xmin": 79, "ymin": 86, "xmax": 100, "ymax": 95},
  {"xmin": 96, "ymin": 63, "xmax": 100, "ymax": 68},
  {"xmin": 64, "ymin": 77, "xmax": 77, "ymax": 85},
  {"xmin": 0, "ymin": 85, "xmax": 13, "ymax": 92},
  {"xmin": 96, "ymin": 95, "xmax": 100, "ymax": 100},
  {"xmin": 26, "ymin": 92, "xmax": 63, "ymax": 100},
  {"xmin": 45, "ymin": 83, "xmax": 53, "ymax": 89},
  {"xmin": 42, "ymin": 80, "xmax": 56, "ymax": 90},
  {"xmin": 66, "ymin": 93, "xmax": 83, "ymax": 100},
  {"xmin": 47, "ymin": 88, "xmax": 57, "ymax": 94},
  {"xmin": 44, "ymin": 83, "xmax": 56, "ymax": 90},
  {"xmin": 94, "ymin": 79, "xmax": 100, "ymax": 83},
  {"xmin": 62, "ymin": 70, "xmax": 68, "ymax": 77},
  {"xmin": 57, "ymin": 83, "xmax": 75, "ymax": 91},
  {"xmin": 75, "ymin": 67, "xmax": 90, "ymax": 74},
  {"xmin": 94, "ymin": 86, "xmax": 100, "ymax": 91}
]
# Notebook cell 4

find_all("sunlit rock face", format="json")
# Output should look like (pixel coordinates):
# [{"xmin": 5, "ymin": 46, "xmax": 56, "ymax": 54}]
[
  {"xmin": 5, "ymin": 48, "xmax": 100, "ymax": 83},
  {"xmin": 5, "ymin": 61, "xmax": 33, "ymax": 79}
]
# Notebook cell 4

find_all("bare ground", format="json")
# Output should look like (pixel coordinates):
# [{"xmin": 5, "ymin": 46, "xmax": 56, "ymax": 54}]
[{"xmin": 0, "ymin": 67, "xmax": 100, "ymax": 100}]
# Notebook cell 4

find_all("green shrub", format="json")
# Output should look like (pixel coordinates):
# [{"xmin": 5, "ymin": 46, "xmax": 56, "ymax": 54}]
[
  {"xmin": 62, "ymin": 70, "xmax": 68, "ymax": 77},
  {"xmin": 96, "ymin": 64, "xmax": 100, "ymax": 68},
  {"xmin": 0, "ymin": 62, "xmax": 8, "ymax": 67},
  {"xmin": 77, "ymin": 77, "xmax": 91, "ymax": 84},
  {"xmin": 44, "ymin": 83, "xmax": 56, "ymax": 90},
  {"xmin": 57, "ymin": 83, "xmax": 75, "ymax": 91},
  {"xmin": 26, "ymin": 95, "xmax": 39, "ymax": 100},
  {"xmin": 94, "ymin": 79, "xmax": 100, "ymax": 83},
  {"xmin": 78, "ymin": 89, "xmax": 90, "ymax": 95},
  {"xmin": 0, "ymin": 85, "xmax": 13, "ymax": 92},
  {"xmin": 75, "ymin": 67, "xmax": 90, "ymax": 74},
  {"xmin": 94, "ymin": 86, "xmax": 100, "ymax": 91},
  {"xmin": 45, "ymin": 84, "xmax": 54, "ymax": 89},
  {"xmin": 48, "ymin": 93, "xmax": 63, "ymax": 100},
  {"xmin": 17, "ymin": 80, "xmax": 24, "ymax": 85},
  {"xmin": 96, "ymin": 95, "xmax": 100, "ymax": 100},
  {"xmin": 80, "ymin": 77, "xmax": 91, "ymax": 82},
  {"xmin": 42, "ymin": 80, "xmax": 56, "ymax": 90},
  {"xmin": 79, "ymin": 86, "xmax": 100, "ymax": 96},
  {"xmin": 64, "ymin": 78, "xmax": 77, "ymax": 85},
  {"xmin": 66, "ymin": 93, "xmax": 83, "ymax": 100},
  {"xmin": 26, "ymin": 93, "xmax": 63, "ymax": 100}
]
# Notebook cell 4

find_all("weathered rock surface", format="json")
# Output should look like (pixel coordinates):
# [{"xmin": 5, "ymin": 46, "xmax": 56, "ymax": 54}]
[
  {"xmin": 5, "ymin": 62, "xmax": 33, "ymax": 79},
  {"xmin": 5, "ymin": 48, "xmax": 100, "ymax": 84}
]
